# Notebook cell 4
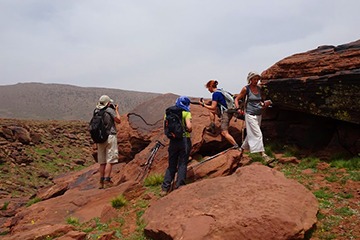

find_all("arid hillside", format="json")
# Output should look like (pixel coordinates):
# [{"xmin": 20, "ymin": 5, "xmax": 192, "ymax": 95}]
[{"xmin": 0, "ymin": 83, "xmax": 160, "ymax": 121}]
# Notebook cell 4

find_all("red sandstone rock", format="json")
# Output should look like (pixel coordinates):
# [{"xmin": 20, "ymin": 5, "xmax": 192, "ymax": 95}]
[
  {"xmin": 100, "ymin": 205, "xmax": 119, "ymax": 224},
  {"xmin": 57, "ymin": 231, "xmax": 87, "ymax": 240},
  {"xmin": 261, "ymin": 40, "xmax": 360, "ymax": 125},
  {"xmin": 143, "ymin": 165, "xmax": 318, "ymax": 240},
  {"xmin": 262, "ymin": 40, "xmax": 360, "ymax": 79},
  {"xmin": 277, "ymin": 156, "xmax": 300, "ymax": 165},
  {"xmin": 187, "ymin": 149, "xmax": 241, "ymax": 181},
  {"xmin": 10, "ymin": 126, "xmax": 31, "ymax": 144},
  {"xmin": 2, "ymin": 224, "xmax": 75, "ymax": 240},
  {"xmin": 36, "ymin": 182, "xmax": 69, "ymax": 200}
]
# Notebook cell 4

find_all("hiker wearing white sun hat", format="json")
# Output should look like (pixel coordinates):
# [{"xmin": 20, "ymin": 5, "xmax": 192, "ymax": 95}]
[
  {"xmin": 94, "ymin": 95, "xmax": 121, "ymax": 188},
  {"xmin": 235, "ymin": 71, "xmax": 274, "ymax": 165}
]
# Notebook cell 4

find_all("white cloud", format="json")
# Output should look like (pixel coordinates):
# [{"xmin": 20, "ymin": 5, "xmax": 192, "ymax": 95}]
[{"xmin": 1, "ymin": 0, "xmax": 359, "ymax": 98}]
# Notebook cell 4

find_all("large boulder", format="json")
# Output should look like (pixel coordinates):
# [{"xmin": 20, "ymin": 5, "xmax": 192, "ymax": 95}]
[
  {"xmin": 261, "ymin": 39, "xmax": 360, "ymax": 125},
  {"xmin": 258, "ymin": 40, "xmax": 360, "ymax": 156},
  {"xmin": 143, "ymin": 165, "xmax": 318, "ymax": 240}
]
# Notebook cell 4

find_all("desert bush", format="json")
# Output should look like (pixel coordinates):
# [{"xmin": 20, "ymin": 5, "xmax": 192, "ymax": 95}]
[
  {"xmin": 329, "ymin": 157, "xmax": 360, "ymax": 170},
  {"xmin": 111, "ymin": 194, "xmax": 127, "ymax": 209},
  {"xmin": 66, "ymin": 215, "xmax": 80, "ymax": 226},
  {"xmin": 26, "ymin": 197, "xmax": 41, "ymax": 207},
  {"xmin": 1, "ymin": 202, "xmax": 9, "ymax": 210},
  {"xmin": 144, "ymin": 173, "xmax": 164, "ymax": 187}
]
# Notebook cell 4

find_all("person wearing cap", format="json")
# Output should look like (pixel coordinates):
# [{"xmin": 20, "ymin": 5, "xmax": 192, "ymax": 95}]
[
  {"xmin": 160, "ymin": 96, "xmax": 192, "ymax": 196},
  {"xmin": 235, "ymin": 71, "xmax": 274, "ymax": 165},
  {"xmin": 95, "ymin": 95, "xmax": 121, "ymax": 189}
]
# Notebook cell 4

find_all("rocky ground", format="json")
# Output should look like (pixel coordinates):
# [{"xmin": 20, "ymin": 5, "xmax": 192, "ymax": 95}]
[
  {"xmin": 0, "ymin": 118, "xmax": 359, "ymax": 239},
  {"xmin": 0, "ymin": 118, "xmax": 94, "ymax": 198}
]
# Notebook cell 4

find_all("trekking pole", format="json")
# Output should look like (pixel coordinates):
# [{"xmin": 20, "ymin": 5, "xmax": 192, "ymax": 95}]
[
  {"xmin": 136, "ymin": 140, "xmax": 165, "ymax": 182},
  {"xmin": 190, "ymin": 101, "xmax": 201, "ymax": 105},
  {"xmin": 187, "ymin": 146, "xmax": 234, "ymax": 171}
]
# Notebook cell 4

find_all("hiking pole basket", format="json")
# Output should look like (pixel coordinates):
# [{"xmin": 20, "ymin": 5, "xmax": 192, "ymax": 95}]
[{"xmin": 135, "ymin": 140, "xmax": 165, "ymax": 182}]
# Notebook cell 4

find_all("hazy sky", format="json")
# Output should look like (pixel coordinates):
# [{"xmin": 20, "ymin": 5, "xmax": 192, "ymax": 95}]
[{"xmin": 1, "ymin": 1, "xmax": 359, "ymax": 98}]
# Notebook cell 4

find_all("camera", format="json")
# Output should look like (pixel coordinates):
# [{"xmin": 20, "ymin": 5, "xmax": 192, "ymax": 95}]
[{"xmin": 109, "ymin": 103, "xmax": 117, "ymax": 109}]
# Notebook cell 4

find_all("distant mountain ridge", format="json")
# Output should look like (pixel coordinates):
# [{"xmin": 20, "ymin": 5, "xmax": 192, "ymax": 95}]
[{"xmin": 0, "ymin": 83, "xmax": 161, "ymax": 121}]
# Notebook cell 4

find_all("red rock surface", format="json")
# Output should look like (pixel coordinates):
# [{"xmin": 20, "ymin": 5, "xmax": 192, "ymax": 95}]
[
  {"xmin": 262, "ymin": 39, "xmax": 360, "ymax": 79},
  {"xmin": 143, "ymin": 165, "xmax": 318, "ymax": 240},
  {"xmin": 260, "ymin": 40, "xmax": 360, "ymax": 125}
]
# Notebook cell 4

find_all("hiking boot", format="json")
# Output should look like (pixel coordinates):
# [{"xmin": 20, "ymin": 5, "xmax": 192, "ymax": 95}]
[
  {"xmin": 238, "ymin": 148, "xmax": 244, "ymax": 158},
  {"xmin": 262, "ymin": 154, "xmax": 275, "ymax": 165},
  {"xmin": 205, "ymin": 124, "xmax": 216, "ymax": 134},
  {"xmin": 99, "ymin": 181, "xmax": 104, "ymax": 189},
  {"xmin": 159, "ymin": 190, "xmax": 168, "ymax": 197},
  {"xmin": 104, "ymin": 180, "xmax": 114, "ymax": 189}
]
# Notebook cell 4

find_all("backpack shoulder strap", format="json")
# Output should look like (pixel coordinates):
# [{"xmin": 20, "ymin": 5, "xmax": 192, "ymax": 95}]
[{"xmin": 245, "ymin": 85, "xmax": 250, "ymax": 95}]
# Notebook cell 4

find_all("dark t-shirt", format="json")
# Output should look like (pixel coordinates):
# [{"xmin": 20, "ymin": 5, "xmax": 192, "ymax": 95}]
[{"xmin": 103, "ymin": 108, "xmax": 117, "ymax": 135}]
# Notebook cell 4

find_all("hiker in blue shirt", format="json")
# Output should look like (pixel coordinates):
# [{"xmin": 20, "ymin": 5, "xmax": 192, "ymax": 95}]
[{"xmin": 200, "ymin": 80, "xmax": 240, "ymax": 149}]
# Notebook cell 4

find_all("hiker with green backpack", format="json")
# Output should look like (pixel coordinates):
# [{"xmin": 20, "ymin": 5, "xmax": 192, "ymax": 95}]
[{"xmin": 199, "ymin": 80, "xmax": 240, "ymax": 149}]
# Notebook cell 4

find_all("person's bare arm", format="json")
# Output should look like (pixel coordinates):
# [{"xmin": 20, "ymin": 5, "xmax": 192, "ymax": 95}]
[
  {"xmin": 185, "ymin": 118, "xmax": 192, "ymax": 133},
  {"xmin": 114, "ymin": 105, "xmax": 121, "ymax": 123},
  {"xmin": 235, "ymin": 87, "xmax": 247, "ymax": 109},
  {"xmin": 203, "ymin": 100, "xmax": 217, "ymax": 111}
]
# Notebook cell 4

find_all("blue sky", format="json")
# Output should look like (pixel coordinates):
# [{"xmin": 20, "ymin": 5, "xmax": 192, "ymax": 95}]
[{"xmin": 1, "ymin": 0, "xmax": 359, "ymax": 98}]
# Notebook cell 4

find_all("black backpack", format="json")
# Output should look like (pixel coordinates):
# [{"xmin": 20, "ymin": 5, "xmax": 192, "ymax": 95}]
[
  {"xmin": 89, "ymin": 108, "xmax": 109, "ymax": 143},
  {"xmin": 164, "ymin": 106, "xmax": 185, "ymax": 139}
]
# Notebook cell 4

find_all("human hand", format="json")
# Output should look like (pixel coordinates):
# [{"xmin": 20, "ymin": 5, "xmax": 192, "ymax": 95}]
[
  {"xmin": 199, "ymin": 97, "xmax": 205, "ymax": 107},
  {"xmin": 264, "ymin": 100, "xmax": 272, "ymax": 107}
]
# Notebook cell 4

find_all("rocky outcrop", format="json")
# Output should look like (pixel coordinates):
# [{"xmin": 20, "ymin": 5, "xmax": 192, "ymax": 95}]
[
  {"xmin": 261, "ymin": 39, "xmax": 360, "ymax": 125},
  {"xmin": 143, "ymin": 165, "xmax": 318, "ymax": 240},
  {"xmin": 262, "ymin": 40, "xmax": 360, "ymax": 79},
  {"xmin": 259, "ymin": 40, "xmax": 360, "ymax": 157}
]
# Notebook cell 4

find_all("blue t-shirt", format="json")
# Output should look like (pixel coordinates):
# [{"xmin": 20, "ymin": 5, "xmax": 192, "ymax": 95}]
[{"xmin": 212, "ymin": 91, "xmax": 227, "ymax": 108}]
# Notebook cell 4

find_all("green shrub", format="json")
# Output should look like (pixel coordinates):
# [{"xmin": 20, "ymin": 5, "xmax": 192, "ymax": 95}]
[
  {"xmin": 325, "ymin": 174, "xmax": 339, "ymax": 183},
  {"xmin": 1, "ymin": 202, "xmax": 9, "ymax": 210},
  {"xmin": 134, "ymin": 199, "xmax": 149, "ymax": 209},
  {"xmin": 135, "ymin": 210, "xmax": 147, "ymax": 235},
  {"xmin": 313, "ymin": 189, "xmax": 334, "ymax": 200},
  {"xmin": 111, "ymin": 194, "xmax": 127, "ymax": 209},
  {"xmin": 334, "ymin": 207, "xmax": 355, "ymax": 217},
  {"xmin": 283, "ymin": 144, "xmax": 301, "ymax": 157},
  {"xmin": 319, "ymin": 199, "xmax": 334, "ymax": 209},
  {"xmin": 264, "ymin": 146, "xmax": 275, "ymax": 158},
  {"xmin": 66, "ymin": 215, "xmax": 80, "ymax": 226},
  {"xmin": 248, "ymin": 153, "xmax": 263, "ymax": 163},
  {"xmin": 298, "ymin": 157, "xmax": 320, "ymax": 170},
  {"xmin": 26, "ymin": 197, "xmax": 41, "ymax": 207},
  {"xmin": 264, "ymin": 141, "xmax": 284, "ymax": 153},
  {"xmin": 0, "ymin": 231, "xmax": 10, "ymax": 236},
  {"xmin": 329, "ymin": 157, "xmax": 360, "ymax": 170},
  {"xmin": 348, "ymin": 171, "xmax": 360, "ymax": 181},
  {"xmin": 337, "ymin": 192, "xmax": 354, "ymax": 199},
  {"xmin": 144, "ymin": 173, "xmax": 164, "ymax": 187},
  {"xmin": 329, "ymin": 152, "xmax": 347, "ymax": 161}
]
